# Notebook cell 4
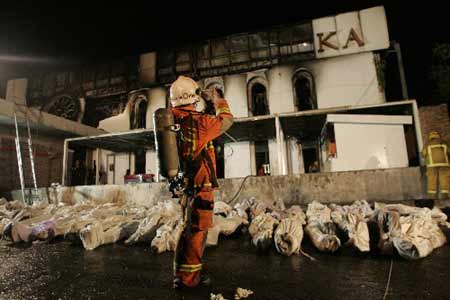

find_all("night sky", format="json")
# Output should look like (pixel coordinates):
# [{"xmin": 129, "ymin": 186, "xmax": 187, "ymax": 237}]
[{"xmin": 0, "ymin": 1, "xmax": 446, "ymax": 103}]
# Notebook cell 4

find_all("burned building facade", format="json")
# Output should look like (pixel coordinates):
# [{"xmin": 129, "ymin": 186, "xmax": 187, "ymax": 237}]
[{"xmin": 12, "ymin": 6, "xmax": 424, "ymax": 186}]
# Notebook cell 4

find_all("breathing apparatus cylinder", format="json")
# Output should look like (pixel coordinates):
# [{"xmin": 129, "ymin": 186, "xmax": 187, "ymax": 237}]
[{"xmin": 153, "ymin": 108, "xmax": 179, "ymax": 180}]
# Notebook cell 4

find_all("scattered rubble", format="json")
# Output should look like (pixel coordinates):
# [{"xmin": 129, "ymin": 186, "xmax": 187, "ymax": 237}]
[
  {"xmin": 210, "ymin": 293, "xmax": 227, "ymax": 300},
  {"xmin": 210, "ymin": 287, "xmax": 254, "ymax": 300},
  {"xmin": 234, "ymin": 287, "xmax": 254, "ymax": 299}
]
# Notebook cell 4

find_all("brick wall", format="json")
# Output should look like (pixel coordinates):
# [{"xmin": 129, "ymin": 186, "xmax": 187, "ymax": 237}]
[
  {"xmin": 0, "ymin": 135, "xmax": 63, "ymax": 198},
  {"xmin": 419, "ymin": 103, "xmax": 450, "ymax": 145}
]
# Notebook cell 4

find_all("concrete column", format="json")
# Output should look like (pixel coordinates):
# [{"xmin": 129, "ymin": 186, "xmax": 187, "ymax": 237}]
[
  {"xmin": 287, "ymin": 138, "xmax": 302, "ymax": 175},
  {"xmin": 275, "ymin": 116, "xmax": 288, "ymax": 175},
  {"xmin": 298, "ymin": 143, "xmax": 305, "ymax": 174},
  {"xmin": 146, "ymin": 87, "xmax": 167, "ymax": 176},
  {"xmin": 249, "ymin": 142, "xmax": 257, "ymax": 175},
  {"xmin": 412, "ymin": 101, "xmax": 424, "ymax": 166},
  {"xmin": 96, "ymin": 148, "xmax": 100, "ymax": 185},
  {"xmin": 62, "ymin": 140, "xmax": 68, "ymax": 185}
]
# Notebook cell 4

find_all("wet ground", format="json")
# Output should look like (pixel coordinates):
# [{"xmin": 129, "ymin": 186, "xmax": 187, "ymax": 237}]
[{"xmin": 1, "ymin": 229, "xmax": 450, "ymax": 300}]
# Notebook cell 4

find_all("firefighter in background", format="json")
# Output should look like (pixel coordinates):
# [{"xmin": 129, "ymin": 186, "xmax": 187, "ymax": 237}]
[
  {"xmin": 422, "ymin": 131, "xmax": 450, "ymax": 199},
  {"xmin": 170, "ymin": 76, "xmax": 233, "ymax": 289}
]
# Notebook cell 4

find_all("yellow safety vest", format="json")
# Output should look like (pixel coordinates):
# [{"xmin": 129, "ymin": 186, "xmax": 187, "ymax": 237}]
[{"xmin": 426, "ymin": 144, "xmax": 450, "ymax": 167}]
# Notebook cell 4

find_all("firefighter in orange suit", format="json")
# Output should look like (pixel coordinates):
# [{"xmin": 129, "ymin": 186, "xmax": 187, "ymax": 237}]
[
  {"xmin": 422, "ymin": 131, "xmax": 450, "ymax": 199},
  {"xmin": 170, "ymin": 76, "xmax": 233, "ymax": 289}
]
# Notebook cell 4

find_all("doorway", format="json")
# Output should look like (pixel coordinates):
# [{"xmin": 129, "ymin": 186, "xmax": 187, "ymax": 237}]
[
  {"xmin": 107, "ymin": 154, "xmax": 116, "ymax": 184},
  {"xmin": 134, "ymin": 150, "xmax": 146, "ymax": 174},
  {"xmin": 303, "ymin": 147, "xmax": 319, "ymax": 173},
  {"xmin": 255, "ymin": 140, "xmax": 270, "ymax": 175}
]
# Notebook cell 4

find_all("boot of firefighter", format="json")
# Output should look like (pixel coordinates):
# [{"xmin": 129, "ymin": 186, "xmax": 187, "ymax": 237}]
[
  {"xmin": 427, "ymin": 168, "xmax": 438, "ymax": 199},
  {"xmin": 439, "ymin": 167, "xmax": 450, "ymax": 198}
]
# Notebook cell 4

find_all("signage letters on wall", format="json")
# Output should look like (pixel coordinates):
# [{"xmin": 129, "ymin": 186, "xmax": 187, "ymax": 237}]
[
  {"xmin": 313, "ymin": 6, "xmax": 389, "ymax": 58},
  {"xmin": 317, "ymin": 28, "xmax": 365, "ymax": 53}
]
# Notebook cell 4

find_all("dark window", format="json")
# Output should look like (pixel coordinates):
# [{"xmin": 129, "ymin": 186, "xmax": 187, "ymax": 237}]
[
  {"xmin": 230, "ymin": 35, "xmax": 249, "ymax": 63},
  {"xmin": 196, "ymin": 42, "xmax": 210, "ymax": 69},
  {"xmin": 96, "ymin": 65, "xmax": 109, "ymax": 88},
  {"xmin": 292, "ymin": 23, "xmax": 313, "ymax": 44},
  {"xmin": 137, "ymin": 100, "xmax": 147, "ymax": 129},
  {"xmin": 249, "ymin": 33, "xmax": 269, "ymax": 59},
  {"xmin": 130, "ymin": 95, "xmax": 147, "ymax": 129},
  {"xmin": 70, "ymin": 150, "xmax": 87, "ymax": 186},
  {"xmin": 294, "ymin": 71, "xmax": 316, "ymax": 111},
  {"xmin": 158, "ymin": 50, "xmax": 175, "ymax": 68},
  {"xmin": 175, "ymin": 49, "xmax": 191, "ymax": 73},
  {"xmin": 278, "ymin": 28, "xmax": 292, "ymax": 45},
  {"xmin": 251, "ymin": 83, "xmax": 269, "ymax": 116},
  {"xmin": 249, "ymin": 33, "xmax": 268, "ymax": 50},
  {"xmin": 229, "ymin": 35, "xmax": 248, "ymax": 53},
  {"xmin": 157, "ymin": 50, "xmax": 176, "ymax": 79},
  {"xmin": 211, "ymin": 40, "xmax": 228, "ymax": 57}
]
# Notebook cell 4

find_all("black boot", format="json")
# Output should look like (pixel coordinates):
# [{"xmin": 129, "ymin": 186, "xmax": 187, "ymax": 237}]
[
  {"xmin": 200, "ymin": 274, "xmax": 211, "ymax": 286},
  {"xmin": 173, "ymin": 278, "xmax": 187, "ymax": 290},
  {"xmin": 173, "ymin": 274, "xmax": 211, "ymax": 290}
]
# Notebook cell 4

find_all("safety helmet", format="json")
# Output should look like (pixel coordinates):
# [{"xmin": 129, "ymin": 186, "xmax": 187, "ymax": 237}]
[
  {"xmin": 169, "ymin": 76, "xmax": 201, "ymax": 107},
  {"xmin": 429, "ymin": 131, "xmax": 441, "ymax": 140}
]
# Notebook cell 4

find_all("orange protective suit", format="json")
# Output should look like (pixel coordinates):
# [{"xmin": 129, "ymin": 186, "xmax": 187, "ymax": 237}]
[{"xmin": 172, "ymin": 98, "xmax": 233, "ymax": 287}]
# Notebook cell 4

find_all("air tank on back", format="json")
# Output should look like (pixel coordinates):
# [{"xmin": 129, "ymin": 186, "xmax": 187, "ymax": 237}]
[{"xmin": 153, "ymin": 108, "xmax": 179, "ymax": 180}]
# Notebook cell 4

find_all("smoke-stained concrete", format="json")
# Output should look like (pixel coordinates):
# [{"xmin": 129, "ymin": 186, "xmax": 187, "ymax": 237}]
[
  {"xmin": 12, "ymin": 167, "xmax": 429, "ymax": 206},
  {"xmin": 216, "ymin": 167, "xmax": 426, "ymax": 206}
]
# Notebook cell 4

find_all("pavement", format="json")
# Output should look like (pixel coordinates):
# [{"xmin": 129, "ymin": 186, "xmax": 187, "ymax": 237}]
[{"xmin": 1, "ymin": 225, "xmax": 450, "ymax": 300}]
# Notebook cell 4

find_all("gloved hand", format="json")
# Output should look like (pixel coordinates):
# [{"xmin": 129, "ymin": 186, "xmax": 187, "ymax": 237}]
[{"xmin": 201, "ymin": 87, "xmax": 221, "ymax": 103}]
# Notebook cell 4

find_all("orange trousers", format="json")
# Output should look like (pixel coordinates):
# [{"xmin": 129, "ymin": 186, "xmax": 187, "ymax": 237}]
[{"xmin": 174, "ymin": 189, "xmax": 213, "ymax": 287}]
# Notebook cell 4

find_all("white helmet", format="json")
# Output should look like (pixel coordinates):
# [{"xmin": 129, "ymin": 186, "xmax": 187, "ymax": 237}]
[{"xmin": 169, "ymin": 76, "xmax": 201, "ymax": 107}]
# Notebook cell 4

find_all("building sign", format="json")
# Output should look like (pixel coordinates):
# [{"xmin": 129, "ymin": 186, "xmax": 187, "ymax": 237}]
[{"xmin": 313, "ymin": 6, "xmax": 389, "ymax": 59}]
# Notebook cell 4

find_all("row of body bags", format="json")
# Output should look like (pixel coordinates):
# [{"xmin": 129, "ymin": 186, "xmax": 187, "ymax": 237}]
[
  {"xmin": 0, "ymin": 197, "xmax": 182, "ymax": 252},
  {"xmin": 206, "ymin": 198, "xmax": 449, "ymax": 259},
  {"xmin": 1, "ymin": 197, "xmax": 448, "ymax": 259}
]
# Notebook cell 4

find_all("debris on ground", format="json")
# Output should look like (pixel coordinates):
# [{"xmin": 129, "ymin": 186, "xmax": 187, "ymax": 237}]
[
  {"xmin": 209, "ymin": 287, "xmax": 253, "ymax": 300},
  {"xmin": 234, "ymin": 287, "xmax": 254, "ymax": 299},
  {"xmin": 210, "ymin": 293, "xmax": 228, "ymax": 300}
]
